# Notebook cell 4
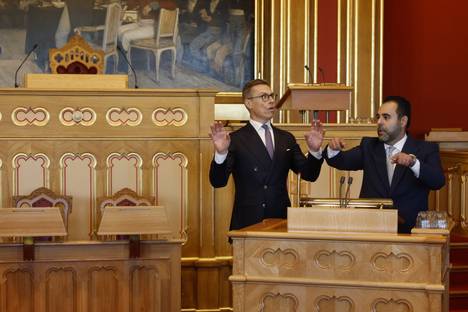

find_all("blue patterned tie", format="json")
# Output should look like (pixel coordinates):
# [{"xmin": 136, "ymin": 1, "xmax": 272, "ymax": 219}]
[{"xmin": 262, "ymin": 124, "xmax": 274, "ymax": 159}]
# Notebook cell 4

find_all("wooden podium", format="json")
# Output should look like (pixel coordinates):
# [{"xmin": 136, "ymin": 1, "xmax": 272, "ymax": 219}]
[
  {"xmin": 0, "ymin": 207, "xmax": 66, "ymax": 260},
  {"xmin": 229, "ymin": 206, "xmax": 450, "ymax": 311},
  {"xmin": 98, "ymin": 206, "xmax": 172, "ymax": 258},
  {"xmin": 277, "ymin": 83, "xmax": 353, "ymax": 111},
  {"xmin": 24, "ymin": 73, "xmax": 128, "ymax": 89}
]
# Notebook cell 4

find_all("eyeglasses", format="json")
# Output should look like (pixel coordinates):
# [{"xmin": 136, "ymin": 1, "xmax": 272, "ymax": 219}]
[{"xmin": 247, "ymin": 92, "xmax": 278, "ymax": 102}]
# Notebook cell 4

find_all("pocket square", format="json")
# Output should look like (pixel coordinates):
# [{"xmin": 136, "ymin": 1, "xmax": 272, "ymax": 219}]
[{"xmin": 286, "ymin": 148, "xmax": 291, "ymax": 151}]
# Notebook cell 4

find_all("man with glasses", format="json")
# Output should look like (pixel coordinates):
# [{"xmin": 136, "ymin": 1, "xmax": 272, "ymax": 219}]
[{"xmin": 209, "ymin": 79, "xmax": 325, "ymax": 232}]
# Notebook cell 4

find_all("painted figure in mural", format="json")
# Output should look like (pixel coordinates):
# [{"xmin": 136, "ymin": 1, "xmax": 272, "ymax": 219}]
[
  {"xmin": 177, "ymin": 0, "xmax": 202, "ymax": 60},
  {"xmin": 188, "ymin": 0, "xmax": 228, "ymax": 72},
  {"xmin": 118, "ymin": 0, "xmax": 177, "ymax": 52}
]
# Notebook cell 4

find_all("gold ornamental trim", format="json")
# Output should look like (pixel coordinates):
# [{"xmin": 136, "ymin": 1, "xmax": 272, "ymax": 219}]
[
  {"xmin": 105, "ymin": 107, "xmax": 142, "ymax": 127},
  {"xmin": 152, "ymin": 107, "xmax": 188, "ymax": 127},
  {"xmin": 59, "ymin": 107, "xmax": 97, "ymax": 126},
  {"xmin": 11, "ymin": 107, "xmax": 50, "ymax": 126}
]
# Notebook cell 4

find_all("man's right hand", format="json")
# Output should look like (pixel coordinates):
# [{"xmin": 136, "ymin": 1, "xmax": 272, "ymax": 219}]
[
  {"xmin": 210, "ymin": 122, "xmax": 231, "ymax": 154},
  {"xmin": 329, "ymin": 137, "xmax": 346, "ymax": 151}
]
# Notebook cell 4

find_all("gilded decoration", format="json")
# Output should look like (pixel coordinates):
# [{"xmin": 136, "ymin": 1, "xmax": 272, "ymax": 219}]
[
  {"xmin": 106, "ymin": 107, "xmax": 142, "ymax": 127},
  {"xmin": 11, "ymin": 107, "xmax": 50, "ymax": 126},
  {"xmin": 59, "ymin": 107, "xmax": 97, "ymax": 126},
  {"xmin": 152, "ymin": 107, "xmax": 188, "ymax": 127}
]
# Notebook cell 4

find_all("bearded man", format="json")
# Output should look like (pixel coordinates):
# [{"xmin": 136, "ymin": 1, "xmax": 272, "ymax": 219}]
[{"xmin": 324, "ymin": 96, "xmax": 445, "ymax": 233}]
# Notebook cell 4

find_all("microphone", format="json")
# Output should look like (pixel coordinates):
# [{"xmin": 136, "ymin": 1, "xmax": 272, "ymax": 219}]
[
  {"xmin": 304, "ymin": 65, "xmax": 313, "ymax": 84},
  {"xmin": 318, "ymin": 67, "xmax": 325, "ymax": 83},
  {"xmin": 343, "ymin": 177, "xmax": 353, "ymax": 208},
  {"xmin": 117, "ymin": 45, "xmax": 139, "ymax": 89},
  {"xmin": 338, "ymin": 176, "xmax": 346, "ymax": 208},
  {"xmin": 15, "ymin": 43, "xmax": 38, "ymax": 88}
]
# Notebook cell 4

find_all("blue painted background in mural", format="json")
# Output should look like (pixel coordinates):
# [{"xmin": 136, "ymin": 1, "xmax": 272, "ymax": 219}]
[{"xmin": 0, "ymin": 0, "xmax": 253, "ymax": 90}]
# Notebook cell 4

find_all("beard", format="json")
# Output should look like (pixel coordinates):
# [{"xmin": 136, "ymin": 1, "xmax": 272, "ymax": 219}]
[{"xmin": 377, "ymin": 126, "xmax": 401, "ymax": 144}]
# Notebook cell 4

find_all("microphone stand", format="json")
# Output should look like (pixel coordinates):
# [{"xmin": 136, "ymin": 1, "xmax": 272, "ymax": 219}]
[{"xmin": 15, "ymin": 44, "xmax": 38, "ymax": 88}]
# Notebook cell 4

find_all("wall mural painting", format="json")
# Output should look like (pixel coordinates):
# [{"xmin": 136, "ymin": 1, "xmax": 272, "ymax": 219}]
[{"xmin": 0, "ymin": 0, "xmax": 254, "ymax": 90}]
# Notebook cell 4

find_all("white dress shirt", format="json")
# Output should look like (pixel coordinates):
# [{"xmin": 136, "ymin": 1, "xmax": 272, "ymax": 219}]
[
  {"xmin": 214, "ymin": 119, "xmax": 322, "ymax": 164},
  {"xmin": 327, "ymin": 134, "xmax": 420, "ymax": 178}
]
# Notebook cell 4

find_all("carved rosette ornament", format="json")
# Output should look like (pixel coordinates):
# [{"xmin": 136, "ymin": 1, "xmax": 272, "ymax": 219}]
[
  {"xmin": 152, "ymin": 107, "xmax": 188, "ymax": 127},
  {"xmin": 12, "ymin": 107, "xmax": 50, "ymax": 126},
  {"xmin": 59, "ymin": 107, "xmax": 96, "ymax": 126}
]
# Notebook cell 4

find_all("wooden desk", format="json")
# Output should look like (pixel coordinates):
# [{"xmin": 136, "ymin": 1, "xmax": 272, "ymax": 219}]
[
  {"xmin": 0, "ymin": 240, "xmax": 181, "ymax": 312},
  {"xmin": 229, "ymin": 219, "xmax": 449, "ymax": 312}
]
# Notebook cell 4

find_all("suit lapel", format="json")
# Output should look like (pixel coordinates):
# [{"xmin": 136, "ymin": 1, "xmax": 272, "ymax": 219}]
[
  {"xmin": 238, "ymin": 123, "xmax": 272, "ymax": 170},
  {"xmin": 390, "ymin": 135, "xmax": 418, "ymax": 191},
  {"xmin": 373, "ymin": 141, "xmax": 391, "ymax": 191}
]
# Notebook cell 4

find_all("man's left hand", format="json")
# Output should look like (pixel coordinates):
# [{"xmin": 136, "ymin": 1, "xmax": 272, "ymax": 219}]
[
  {"xmin": 304, "ymin": 119, "xmax": 324, "ymax": 152},
  {"xmin": 391, "ymin": 152, "xmax": 416, "ymax": 167}
]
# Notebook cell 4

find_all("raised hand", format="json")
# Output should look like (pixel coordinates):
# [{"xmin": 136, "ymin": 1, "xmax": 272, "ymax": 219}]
[
  {"xmin": 328, "ymin": 137, "xmax": 346, "ymax": 151},
  {"xmin": 209, "ymin": 122, "xmax": 231, "ymax": 154},
  {"xmin": 304, "ymin": 119, "xmax": 324, "ymax": 152}
]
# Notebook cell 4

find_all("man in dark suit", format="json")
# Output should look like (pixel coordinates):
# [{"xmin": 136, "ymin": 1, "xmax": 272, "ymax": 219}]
[
  {"xmin": 324, "ymin": 96, "xmax": 445, "ymax": 233},
  {"xmin": 209, "ymin": 79, "xmax": 324, "ymax": 231}
]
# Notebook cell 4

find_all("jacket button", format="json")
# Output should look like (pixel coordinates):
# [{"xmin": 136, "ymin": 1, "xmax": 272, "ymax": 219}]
[
  {"xmin": 262, "ymin": 203, "xmax": 266, "ymax": 208},
  {"xmin": 254, "ymin": 167, "xmax": 258, "ymax": 172},
  {"xmin": 264, "ymin": 185, "xmax": 268, "ymax": 189}
]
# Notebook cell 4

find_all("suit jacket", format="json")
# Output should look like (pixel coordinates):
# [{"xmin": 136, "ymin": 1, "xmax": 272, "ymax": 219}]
[
  {"xmin": 324, "ymin": 136, "xmax": 445, "ymax": 233},
  {"xmin": 210, "ymin": 123, "xmax": 323, "ymax": 231}
]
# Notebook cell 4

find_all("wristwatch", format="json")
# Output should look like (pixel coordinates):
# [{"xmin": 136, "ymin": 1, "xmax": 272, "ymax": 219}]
[{"xmin": 408, "ymin": 154, "xmax": 417, "ymax": 167}]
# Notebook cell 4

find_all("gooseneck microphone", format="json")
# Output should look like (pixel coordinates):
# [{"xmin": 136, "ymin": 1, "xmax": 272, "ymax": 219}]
[
  {"xmin": 14, "ymin": 43, "xmax": 38, "ymax": 88},
  {"xmin": 343, "ymin": 177, "xmax": 353, "ymax": 208},
  {"xmin": 117, "ymin": 45, "xmax": 139, "ymax": 89},
  {"xmin": 304, "ymin": 65, "xmax": 313, "ymax": 84},
  {"xmin": 338, "ymin": 176, "xmax": 346, "ymax": 208}
]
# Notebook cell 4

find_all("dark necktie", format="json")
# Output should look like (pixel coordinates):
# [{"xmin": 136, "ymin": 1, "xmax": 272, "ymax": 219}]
[{"xmin": 262, "ymin": 124, "xmax": 274, "ymax": 159}]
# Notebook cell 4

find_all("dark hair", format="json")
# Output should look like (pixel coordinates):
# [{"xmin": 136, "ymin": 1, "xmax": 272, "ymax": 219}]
[
  {"xmin": 383, "ymin": 95, "xmax": 411, "ymax": 129},
  {"xmin": 242, "ymin": 79, "xmax": 270, "ymax": 101}
]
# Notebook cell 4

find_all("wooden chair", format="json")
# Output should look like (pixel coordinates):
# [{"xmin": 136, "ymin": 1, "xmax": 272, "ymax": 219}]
[
  {"xmin": 49, "ymin": 34, "xmax": 104, "ymax": 74},
  {"xmin": 97, "ymin": 188, "xmax": 155, "ymax": 240},
  {"xmin": 128, "ymin": 8, "xmax": 179, "ymax": 82},
  {"xmin": 75, "ymin": 3, "xmax": 121, "ymax": 73},
  {"xmin": 12, "ymin": 187, "xmax": 72, "ymax": 241}
]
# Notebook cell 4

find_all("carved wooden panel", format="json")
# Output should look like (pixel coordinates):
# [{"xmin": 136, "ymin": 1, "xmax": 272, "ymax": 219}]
[
  {"xmin": 106, "ymin": 153, "xmax": 143, "ymax": 196},
  {"xmin": 88, "ymin": 267, "xmax": 120, "ymax": 312},
  {"xmin": 242, "ymin": 239, "xmax": 442, "ymax": 284},
  {"xmin": 45, "ymin": 267, "xmax": 77, "ymax": 312},
  {"xmin": 12, "ymin": 153, "xmax": 50, "ymax": 196},
  {"xmin": 314, "ymin": 295, "xmax": 354, "ymax": 312},
  {"xmin": 130, "ymin": 266, "xmax": 161, "ymax": 312},
  {"xmin": 2, "ymin": 268, "xmax": 34, "ymax": 312},
  {"xmin": 60, "ymin": 153, "xmax": 97, "ymax": 240},
  {"xmin": 152, "ymin": 152, "xmax": 188, "ymax": 239}
]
